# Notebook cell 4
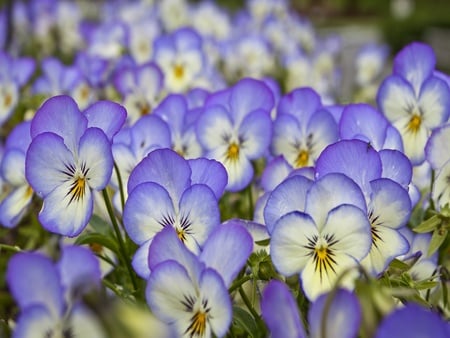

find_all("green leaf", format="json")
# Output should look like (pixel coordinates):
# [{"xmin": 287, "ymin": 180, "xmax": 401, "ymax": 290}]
[
  {"xmin": 75, "ymin": 232, "xmax": 119, "ymax": 256},
  {"xmin": 427, "ymin": 228, "xmax": 448, "ymax": 257},
  {"xmin": 232, "ymin": 306, "xmax": 258, "ymax": 338},
  {"xmin": 255, "ymin": 238, "xmax": 270, "ymax": 246},
  {"xmin": 413, "ymin": 215, "xmax": 441, "ymax": 233},
  {"xmin": 388, "ymin": 258, "xmax": 411, "ymax": 272}
]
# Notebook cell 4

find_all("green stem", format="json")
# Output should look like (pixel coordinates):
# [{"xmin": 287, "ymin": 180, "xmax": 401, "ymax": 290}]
[
  {"xmin": 114, "ymin": 161, "xmax": 126, "ymax": 212},
  {"xmin": 229, "ymin": 274, "xmax": 253, "ymax": 293},
  {"xmin": 0, "ymin": 244, "xmax": 21, "ymax": 253},
  {"xmin": 238, "ymin": 286, "xmax": 265, "ymax": 332},
  {"xmin": 102, "ymin": 189, "xmax": 138, "ymax": 292}
]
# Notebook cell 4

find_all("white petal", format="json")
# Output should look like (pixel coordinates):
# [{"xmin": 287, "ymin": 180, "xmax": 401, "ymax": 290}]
[
  {"xmin": 271, "ymin": 212, "xmax": 318, "ymax": 276},
  {"xmin": 301, "ymin": 252, "xmax": 359, "ymax": 301}
]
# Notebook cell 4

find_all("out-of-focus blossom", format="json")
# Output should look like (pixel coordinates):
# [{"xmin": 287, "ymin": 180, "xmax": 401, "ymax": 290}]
[
  {"xmin": 114, "ymin": 62, "xmax": 164, "ymax": 124},
  {"xmin": 271, "ymin": 87, "xmax": 338, "ymax": 168},
  {"xmin": 267, "ymin": 173, "xmax": 371, "ymax": 300},
  {"xmin": 0, "ymin": 121, "xmax": 33, "ymax": 228},
  {"xmin": 123, "ymin": 148, "xmax": 226, "ymax": 278},
  {"xmin": 377, "ymin": 42, "xmax": 450, "ymax": 165},
  {"xmin": 6, "ymin": 245, "xmax": 105, "ymax": 338},
  {"xmin": 153, "ymin": 27, "xmax": 204, "ymax": 93},
  {"xmin": 197, "ymin": 78, "xmax": 273, "ymax": 192},
  {"xmin": 25, "ymin": 96, "xmax": 126, "ymax": 236},
  {"xmin": 375, "ymin": 303, "xmax": 450, "ymax": 338}
]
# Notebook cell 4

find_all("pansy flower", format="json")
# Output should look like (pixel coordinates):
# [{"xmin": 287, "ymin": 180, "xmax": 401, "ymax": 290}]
[
  {"xmin": 153, "ymin": 27, "xmax": 204, "ymax": 93},
  {"xmin": 196, "ymin": 78, "xmax": 273, "ymax": 192},
  {"xmin": 377, "ymin": 42, "xmax": 450, "ymax": 165},
  {"xmin": 113, "ymin": 62, "xmax": 164, "ymax": 124},
  {"xmin": 267, "ymin": 172, "xmax": 372, "ymax": 300},
  {"xmin": 154, "ymin": 94, "xmax": 203, "ymax": 159},
  {"xmin": 271, "ymin": 87, "xmax": 338, "ymax": 168},
  {"xmin": 25, "ymin": 95, "xmax": 126, "ymax": 236},
  {"xmin": 6, "ymin": 245, "xmax": 105, "ymax": 338},
  {"xmin": 146, "ymin": 220, "xmax": 253, "ymax": 337},
  {"xmin": 123, "ymin": 148, "xmax": 227, "ymax": 278},
  {"xmin": 315, "ymin": 140, "xmax": 411, "ymax": 275}
]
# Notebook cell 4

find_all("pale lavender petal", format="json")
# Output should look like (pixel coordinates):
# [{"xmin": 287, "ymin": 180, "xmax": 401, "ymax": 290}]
[
  {"xmin": 261, "ymin": 280, "xmax": 306, "ymax": 338},
  {"xmin": 25, "ymin": 132, "xmax": 75, "ymax": 197},
  {"xmin": 30, "ymin": 95, "xmax": 87, "ymax": 154},
  {"xmin": 127, "ymin": 148, "xmax": 191, "ymax": 202},
  {"xmin": 6, "ymin": 252, "xmax": 64, "ymax": 318},
  {"xmin": 78, "ymin": 128, "xmax": 113, "ymax": 190},
  {"xmin": 123, "ymin": 182, "xmax": 175, "ymax": 244},
  {"xmin": 188, "ymin": 158, "xmax": 228, "ymax": 199},
  {"xmin": 200, "ymin": 221, "xmax": 253, "ymax": 286},
  {"xmin": 239, "ymin": 109, "xmax": 272, "ymax": 159},
  {"xmin": 264, "ymin": 175, "xmax": 313, "ymax": 234},
  {"xmin": 425, "ymin": 124, "xmax": 450, "ymax": 170},
  {"xmin": 84, "ymin": 101, "xmax": 127, "ymax": 141},
  {"xmin": 308, "ymin": 289, "xmax": 361, "ymax": 338}
]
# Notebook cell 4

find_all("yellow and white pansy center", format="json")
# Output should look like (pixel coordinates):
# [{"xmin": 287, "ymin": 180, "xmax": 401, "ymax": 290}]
[
  {"xmin": 182, "ymin": 295, "xmax": 211, "ymax": 337},
  {"xmin": 294, "ymin": 149, "xmax": 309, "ymax": 168},
  {"xmin": 226, "ymin": 142, "xmax": 240, "ymax": 162},
  {"xmin": 306, "ymin": 234, "xmax": 339, "ymax": 281},
  {"xmin": 173, "ymin": 63, "xmax": 185, "ymax": 80},
  {"xmin": 62, "ymin": 162, "xmax": 90, "ymax": 205},
  {"xmin": 407, "ymin": 114, "xmax": 422, "ymax": 134}
]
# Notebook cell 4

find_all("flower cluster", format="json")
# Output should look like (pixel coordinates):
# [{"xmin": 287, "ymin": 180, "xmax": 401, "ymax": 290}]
[{"xmin": 1, "ymin": 0, "xmax": 450, "ymax": 337}]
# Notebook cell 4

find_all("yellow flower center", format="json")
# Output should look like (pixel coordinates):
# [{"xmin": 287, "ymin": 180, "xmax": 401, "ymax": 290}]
[
  {"xmin": 4, "ymin": 92, "xmax": 12, "ymax": 108},
  {"xmin": 186, "ymin": 311, "xmax": 207, "ymax": 337},
  {"xmin": 294, "ymin": 149, "xmax": 309, "ymax": 168},
  {"xmin": 313, "ymin": 244, "xmax": 337, "ymax": 280},
  {"xmin": 407, "ymin": 114, "xmax": 421, "ymax": 133},
  {"xmin": 176, "ymin": 227, "xmax": 187, "ymax": 243},
  {"xmin": 226, "ymin": 142, "xmax": 240, "ymax": 162},
  {"xmin": 68, "ymin": 176, "xmax": 86, "ymax": 204},
  {"xmin": 174, "ymin": 64, "xmax": 185, "ymax": 79}
]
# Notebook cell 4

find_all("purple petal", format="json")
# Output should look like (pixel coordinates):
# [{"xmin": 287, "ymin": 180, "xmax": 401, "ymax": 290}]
[
  {"xmin": 30, "ymin": 95, "xmax": 87, "ymax": 154},
  {"xmin": 13, "ymin": 305, "xmax": 56, "ymax": 338},
  {"xmin": 6, "ymin": 252, "xmax": 64, "ymax": 318},
  {"xmin": 308, "ymin": 289, "xmax": 361, "ymax": 338},
  {"xmin": 0, "ymin": 184, "xmax": 33, "ymax": 228},
  {"xmin": 425, "ymin": 123, "xmax": 450, "ymax": 170},
  {"xmin": 239, "ymin": 109, "xmax": 273, "ymax": 159},
  {"xmin": 57, "ymin": 245, "xmax": 102, "ymax": 300},
  {"xmin": 264, "ymin": 175, "xmax": 313, "ymax": 234},
  {"xmin": 418, "ymin": 76, "xmax": 450, "ymax": 128},
  {"xmin": 393, "ymin": 42, "xmax": 436, "ymax": 95},
  {"xmin": 375, "ymin": 304, "xmax": 449, "ymax": 338},
  {"xmin": 130, "ymin": 114, "xmax": 172, "ymax": 158},
  {"xmin": 188, "ymin": 158, "xmax": 228, "ymax": 199},
  {"xmin": 306, "ymin": 173, "xmax": 367, "ymax": 229},
  {"xmin": 277, "ymin": 87, "xmax": 322, "ymax": 123},
  {"xmin": 261, "ymin": 280, "xmax": 306, "ymax": 338},
  {"xmin": 154, "ymin": 94, "xmax": 188, "ymax": 135},
  {"xmin": 25, "ymin": 132, "xmax": 75, "ymax": 197},
  {"xmin": 200, "ymin": 220, "xmax": 253, "ymax": 287},
  {"xmin": 178, "ymin": 184, "xmax": 220, "ymax": 249},
  {"xmin": 83, "ymin": 101, "xmax": 127, "ymax": 141},
  {"xmin": 377, "ymin": 75, "xmax": 416, "ymax": 123},
  {"xmin": 127, "ymin": 148, "xmax": 191, "ymax": 202},
  {"xmin": 260, "ymin": 155, "xmax": 293, "ymax": 192},
  {"xmin": 5, "ymin": 120, "xmax": 32, "ymax": 153},
  {"xmin": 229, "ymin": 78, "xmax": 274, "ymax": 125},
  {"xmin": 148, "ymin": 226, "xmax": 201, "ymax": 280},
  {"xmin": 379, "ymin": 149, "xmax": 412, "ymax": 188},
  {"xmin": 123, "ymin": 182, "xmax": 174, "ymax": 244},
  {"xmin": 78, "ymin": 128, "xmax": 113, "ymax": 190},
  {"xmin": 339, "ymin": 104, "xmax": 388, "ymax": 150},
  {"xmin": 315, "ymin": 139, "xmax": 382, "ymax": 196}
]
